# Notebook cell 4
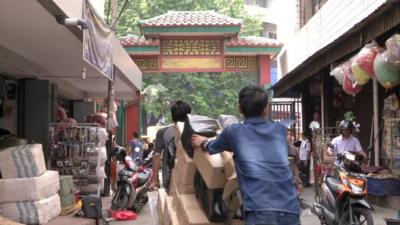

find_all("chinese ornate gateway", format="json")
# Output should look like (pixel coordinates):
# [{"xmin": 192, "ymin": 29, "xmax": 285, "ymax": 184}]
[
  {"xmin": 121, "ymin": 11, "xmax": 282, "ymax": 138},
  {"xmin": 120, "ymin": 10, "xmax": 282, "ymax": 86}
]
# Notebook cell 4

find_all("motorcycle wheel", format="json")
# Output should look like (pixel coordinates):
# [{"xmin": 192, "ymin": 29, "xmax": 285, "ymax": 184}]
[
  {"xmin": 111, "ymin": 188, "xmax": 129, "ymax": 211},
  {"xmin": 338, "ymin": 208, "xmax": 374, "ymax": 225},
  {"xmin": 132, "ymin": 193, "xmax": 149, "ymax": 212}
]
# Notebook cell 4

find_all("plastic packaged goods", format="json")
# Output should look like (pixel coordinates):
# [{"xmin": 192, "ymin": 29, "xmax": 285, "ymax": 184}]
[
  {"xmin": 374, "ymin": 51, "xmax": 400, "ymax": 89},
  {"xmin": 343, "ymin": 62, "xmax": 362, "ymax": 96}
]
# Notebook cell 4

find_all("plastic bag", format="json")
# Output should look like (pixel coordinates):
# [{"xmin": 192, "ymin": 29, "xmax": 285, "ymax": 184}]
[
  {"xmin": 373, "ymin": 51, "xmax": 400, "ymax": 89},
  {"xmin": 330, "ymin": 64, "xmax": 345, "ymax": 85},
  {"xmin": 217, "ymin": 115, "xmax": 239, "ymax": 129},
  {"xmin": 353, "ymin": 41, "xmax": 383, "ymax": 78},
  {"xmin": 385, "ymin": 33, "xmax": 400, "ymax": 63},
  {"xmin": 343, "ymin": 62, "xmax": 362, "ymax": 96},
  {"xmin": 111, "ymin": 210, "xmax": 137, "ymax": 220},
  {"xmin": 181, "ymin": 114, "xmax": 220, "ymax": 158}
]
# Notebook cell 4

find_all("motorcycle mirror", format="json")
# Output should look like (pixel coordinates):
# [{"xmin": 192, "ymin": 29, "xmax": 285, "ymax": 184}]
[{"xmin": 327, "ymin": 143, "xmax": 334, "ymax": 149}]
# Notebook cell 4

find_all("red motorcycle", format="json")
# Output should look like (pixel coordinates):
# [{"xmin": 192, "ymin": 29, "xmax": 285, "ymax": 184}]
[{"xmin": 111, "ymin": 147, "xmax": 153, "ymax": 212}]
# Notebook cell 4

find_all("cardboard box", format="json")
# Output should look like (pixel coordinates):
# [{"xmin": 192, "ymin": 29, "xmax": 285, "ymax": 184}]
[
  {"xmin": 177, "ymin": 194, "xmax": 224, "ymax": 225},
  {"xmin": 177, "ymin": 182, "xmax": 195, "ymax": 194},
  {"xmin": 176, "ymin": 148, "xmax": 197, "ymax": 186},
  {"xmin": 193, "ymin": 149, "xmax": 226, "ymax": 189},
  {"xmin": 231, "ymin": 219, "xmax": 245, "ymax": 225},
  {"xmin": 163, "ymin": 197, "xmax": 174, "ymax": 225},
  {"xmin": 221, "ymin": 151, "xmax": 235, "ymax": 179},
  {"xmin": 157, "ymin": 188, "xmax": 167, "ymax": 225},
  {"xmin": 222, "ymin": 177, "xmax": 241, "ymax": 211}
]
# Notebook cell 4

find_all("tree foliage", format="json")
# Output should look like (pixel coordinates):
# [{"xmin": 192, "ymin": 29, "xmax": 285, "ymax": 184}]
[
  {"xmin": 142, "ymin": 72, "xmax": 258, "ymax": 125},
  {"xmin": 105, "ymin": 0, "xmax": 263, "ymax": 37}
]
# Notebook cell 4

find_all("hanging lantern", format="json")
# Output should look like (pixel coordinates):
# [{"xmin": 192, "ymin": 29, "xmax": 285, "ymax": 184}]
[
  {"xmin": 374, "ymin": 51, "xmax": 400, "ymax": 89},
  {"xmin": 343, "ymin": 63, "xmax": 362, "ymax": 96}
]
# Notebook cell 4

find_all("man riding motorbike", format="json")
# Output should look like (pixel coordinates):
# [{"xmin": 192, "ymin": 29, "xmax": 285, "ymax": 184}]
[{"xmin": 328, "ymin": 120, "xmax": 366, "ymax": 160}]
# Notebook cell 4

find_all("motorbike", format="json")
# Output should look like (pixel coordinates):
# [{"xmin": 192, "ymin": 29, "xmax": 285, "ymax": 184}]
[
  {"xmin": 111, "ymin": 146, "xmax": 153, "ymax": 212},
  {"xmin": 313, "ymin": 149, "xmax": 374, "ymax": 225}
]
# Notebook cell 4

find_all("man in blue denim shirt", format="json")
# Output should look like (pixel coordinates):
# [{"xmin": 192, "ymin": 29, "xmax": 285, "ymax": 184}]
[{"xmin": 192, "ymin": 85, "xmax": 300, "ymax": 225}]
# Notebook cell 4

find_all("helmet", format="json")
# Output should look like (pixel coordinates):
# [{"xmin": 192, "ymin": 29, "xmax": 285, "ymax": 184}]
[
  {"xmin": 339, "ymin": 120, "xmax": 354, "ymax": 131},
  {"xmin": 114, "ymin": 146, "xmax": 127, "ymax": 161}
]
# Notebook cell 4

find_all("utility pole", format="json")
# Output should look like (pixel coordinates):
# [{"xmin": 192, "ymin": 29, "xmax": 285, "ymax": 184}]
[{"xmin": 103, "ymin": 0, "xmax": 118, "ymax": 197}]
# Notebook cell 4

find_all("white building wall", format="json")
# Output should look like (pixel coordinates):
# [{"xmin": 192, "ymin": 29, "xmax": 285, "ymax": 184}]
[{"xmin": 278, "ymin": 0, "xmax": 388, "ymax": 78}]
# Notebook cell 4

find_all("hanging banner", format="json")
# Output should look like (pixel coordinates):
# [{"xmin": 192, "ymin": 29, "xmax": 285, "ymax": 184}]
[{"xmin": 82, "ymin": 0, "xmax": 114, "ymax": 80}]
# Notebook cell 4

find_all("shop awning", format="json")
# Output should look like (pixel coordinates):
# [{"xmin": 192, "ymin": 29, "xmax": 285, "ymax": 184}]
[{"xmin": 0, "ymin": 0, "xmax": 142, "ymax": 101}]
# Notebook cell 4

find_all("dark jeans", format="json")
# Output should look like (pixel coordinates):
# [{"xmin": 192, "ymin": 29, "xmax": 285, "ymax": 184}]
[
  {"xmin": 245, "ymin": 211, "xmax": 300, "ymax": 225},
  {"xmin": 299, "ymin": 160, "xmax": 310, "ymax": 186}
]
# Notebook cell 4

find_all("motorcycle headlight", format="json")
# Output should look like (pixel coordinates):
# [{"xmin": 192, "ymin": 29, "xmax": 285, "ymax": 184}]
[{"xmin": 350, "ymin": 183, "xmax": 363, "ymax": 195}]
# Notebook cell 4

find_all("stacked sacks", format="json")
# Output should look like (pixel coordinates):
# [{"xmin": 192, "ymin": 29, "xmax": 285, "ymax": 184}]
[{"xmin": 0, "ymin": 144, "xmax": 61, "ymax": 224}]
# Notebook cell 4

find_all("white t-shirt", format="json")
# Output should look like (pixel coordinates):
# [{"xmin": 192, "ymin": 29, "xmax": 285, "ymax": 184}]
[
  {"xmin": 299, "ymin": 139, "xmax": 311, "ymax": 161},
  {"xmin": 330, "ymin": 135, "xmax": 363, "ymax": 155}
]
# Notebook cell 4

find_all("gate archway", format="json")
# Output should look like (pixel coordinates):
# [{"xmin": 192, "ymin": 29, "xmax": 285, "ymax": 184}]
[{"xmin": 121, "ymin": 11, "xmax": 282, "ymax": 138}]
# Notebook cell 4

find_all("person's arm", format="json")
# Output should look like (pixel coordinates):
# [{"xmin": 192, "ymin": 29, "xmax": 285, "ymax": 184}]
[
  {"xmin": 355, "ymin": 138, "xmax": 367, "ymax": 158},
  {"xmin": 149, "ymin": 129, "xmax": 164, "ymax": 189},
  {"xmin": 192, "ymin": 128, "xmax": 232, "ymax": 154},
  {"xmin": 327, "ymin": 138, "xmax": 336, "ymax": 156}
]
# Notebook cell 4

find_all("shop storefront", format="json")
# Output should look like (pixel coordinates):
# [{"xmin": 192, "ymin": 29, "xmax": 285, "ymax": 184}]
[
  {"xmin": 0, "ymin": 0, "xmax": 142, "ymax": 224},
  {"xmin": 273, "ymin": 0, "xmax": 400, "ymax": 208}
]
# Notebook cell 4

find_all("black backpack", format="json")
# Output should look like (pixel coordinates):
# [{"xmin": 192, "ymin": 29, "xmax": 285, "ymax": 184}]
[
  {"xmin": 81, "ymin": 194, "xmax": 102, "ymax": 219},
  {"xmin": 164, "ymin": 136, "xmax": 176, "ymax": 169}
]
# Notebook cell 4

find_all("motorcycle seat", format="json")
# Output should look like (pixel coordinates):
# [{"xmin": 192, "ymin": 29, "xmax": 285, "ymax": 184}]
[
  {"xmin": 137, "ymin": 170, "xmax": 151, "ymax": 186},
  {"xmin": 326, "ymin": 176, "xmax": 341, "ymax": 193}
]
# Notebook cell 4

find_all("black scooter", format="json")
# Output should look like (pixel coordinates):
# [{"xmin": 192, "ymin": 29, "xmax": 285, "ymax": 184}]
[{"xmin": 313, "ymin": 150, "xmax": 374, "ymax": 225}]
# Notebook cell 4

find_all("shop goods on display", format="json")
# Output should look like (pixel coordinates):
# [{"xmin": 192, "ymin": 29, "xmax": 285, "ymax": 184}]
[
  {"xmin": 0, "ymin": 194, "xmax": 61, "ymax": 225},
  {"xmin": 374, "ymin": 50, "xmax": 400, "ymax": 89},
  {"xmin": 330, "ymin": 63, "xmax": 345, "ymax": 85},
  {"xmin": 352, "ymin": 41, "xmax": 383, "ymax": 80},
  {"xmin": 0, "ymin": 144, "xmax": 46, "ymax": 179},
  {"xmin": 0, "ymin": 170, "xmax": 59, "ymax": 203},
  {"xmin": 385, "ymin": 33, "xmax": 400, "ymax": 63},
  {"xmin": 343, "ymin": 62, "xmax": 362, "ymax": 96},
  {"xmin": 49, "ymin": 124, "xmax": 107, "ymax": 194}
]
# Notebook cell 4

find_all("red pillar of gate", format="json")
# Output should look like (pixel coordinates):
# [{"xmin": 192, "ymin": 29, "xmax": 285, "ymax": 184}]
[{"xmin": 259, "ymin": 55, "xmax": 271, "ymax": 86}]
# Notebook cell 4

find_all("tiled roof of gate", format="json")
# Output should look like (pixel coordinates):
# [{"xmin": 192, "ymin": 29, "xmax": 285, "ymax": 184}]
[
  {"xmin": 139, "ymin": 11, "xmax": 241, "ymax": 28},
  {"xmin": 225, "ymin": 37, "xmax": 283, "ymax": 48},
  {"xmin": 120, "ymin": 36, "xmax": 160, "ymax": 47}
]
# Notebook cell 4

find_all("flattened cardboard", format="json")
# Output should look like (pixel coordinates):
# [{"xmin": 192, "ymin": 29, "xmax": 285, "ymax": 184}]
[
  {"xmin": 157, "ymin": 188, "xmax": 167, "ymax": 225},
  {"xmin": 176, "ymin": 148, "xmax": 197, "ymax": 186},
  {"xmin": 163, "ymin": 196, "xmax": 174, "ymax": 225}
]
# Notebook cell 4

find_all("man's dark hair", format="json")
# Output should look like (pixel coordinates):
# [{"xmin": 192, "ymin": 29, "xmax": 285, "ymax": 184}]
[
  {"xmin": 132, "ymin": 132, "xmax": 139, "ymax": 138},
  {"xmin": 171, "ymin": 100, "xmax": 192, "ymax": 122},
  {"xmin": 239, "ymin": 85, "xmax": 269, "ymax": 118}
]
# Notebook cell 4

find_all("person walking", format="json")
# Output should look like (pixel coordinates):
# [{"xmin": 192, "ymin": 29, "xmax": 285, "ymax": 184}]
[
  {"xmin": 299, "ymin": 131, "xmax": 312, "ymax": 187},
  {"xmin": 192, "ymin": 85, "xmax": 300, "ymax": 225},
  {"xmin": 149, "ymin": 100, "xmax": 192, "ymax": 192}
]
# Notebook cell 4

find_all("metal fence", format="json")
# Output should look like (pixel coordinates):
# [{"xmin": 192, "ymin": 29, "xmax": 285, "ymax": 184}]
[{"xmin": 267, "ymin": 100, "xmax": 302, "ymax": 140}]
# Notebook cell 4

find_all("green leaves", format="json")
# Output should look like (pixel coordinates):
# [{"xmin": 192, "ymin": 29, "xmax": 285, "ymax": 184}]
[
  {"xmin": 143, "ymin": 72, "xmax": 258, "ymax": 123},
  {"xmin": 105, "ymin": 0, "xmax": 263, "ymax": 37}
]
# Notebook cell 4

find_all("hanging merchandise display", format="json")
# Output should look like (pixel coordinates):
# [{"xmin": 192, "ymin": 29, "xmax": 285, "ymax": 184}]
[
  {"xmin": 352, "ymin": 41, "xmax": 383, "ymax": 79},
  {"xmin": 330, "ymin": 64, "xmax": 345, "ymax": 85},
  {"xmin": 343, "ymin": 62, "xmax": 362, "ymax": 96},
  {"xmin": 385, "ymin": 33, "xmax": 400, "ymax": 63},
  {"xmin": 49, "ymin": 124, "xmax": 108, "ymax": 194},
  {"xmin": 373, "ymin": 51, "xmax": 400, "ymax": 89}
]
